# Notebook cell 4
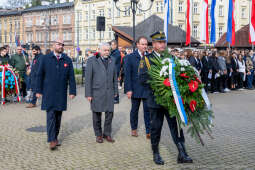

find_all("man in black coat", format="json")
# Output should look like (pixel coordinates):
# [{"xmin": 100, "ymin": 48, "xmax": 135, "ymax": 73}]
[
  {"xmin": 124, "ymin": 36, "xmax": 151, "ymax": 139},
  {"xmin": 138, "ymin": 32, "xmax": 193, "ymax": 165},
  {"xmin": 36, "ymin": 39, "xmax": 76, "ymax": 150},
  {"xmin": 110, "ymin": 40, "xmax": 121, "ymax": 104},
  {"xmin": 26, "ymin": 46, "xmax": 42, "ymax": 108}
]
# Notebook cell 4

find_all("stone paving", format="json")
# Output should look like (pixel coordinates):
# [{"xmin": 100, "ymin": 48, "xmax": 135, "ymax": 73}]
[{"xmin": 0, "ymin": 86, "xmax": 255, "ymax": 170}]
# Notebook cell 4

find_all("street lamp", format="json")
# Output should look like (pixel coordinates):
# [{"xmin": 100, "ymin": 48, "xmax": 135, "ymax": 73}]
[{"xmin": 113, "ymin": 0, "xmax": 154, "ymax": 50}]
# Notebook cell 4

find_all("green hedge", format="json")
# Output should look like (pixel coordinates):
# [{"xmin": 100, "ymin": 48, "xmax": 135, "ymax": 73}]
[{"xmin": 74, "ymin": 68, "xmax": 83, "ymax": 75}]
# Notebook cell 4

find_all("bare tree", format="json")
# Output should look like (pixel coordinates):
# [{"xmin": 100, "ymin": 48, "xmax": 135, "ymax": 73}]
[{"xmin": 6, "ymin": 0, "xmax": 31, "ymax": 8}]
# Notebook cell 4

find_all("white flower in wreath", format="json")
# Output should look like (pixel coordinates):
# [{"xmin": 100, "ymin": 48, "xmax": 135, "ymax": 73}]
[
  {"xmin": 160, "ymin": 65, "xmax": 169, "ymax": 77},
  {"xmin": 181, "ymin": 67, "xmax": 185, "ymax": 72}
]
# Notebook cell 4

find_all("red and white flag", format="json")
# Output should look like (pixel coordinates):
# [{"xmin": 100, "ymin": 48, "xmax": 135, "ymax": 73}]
[
  {"xmin": 186, "ymin": 0, "xmax": 191, "ymax": 46},
  {"xmin": 250, "ymin": 0, "xmax": 255, "ymax": 44},
  {"xmin": 200, "ymin": 0, "xmax": 209, "ymax": 44}
]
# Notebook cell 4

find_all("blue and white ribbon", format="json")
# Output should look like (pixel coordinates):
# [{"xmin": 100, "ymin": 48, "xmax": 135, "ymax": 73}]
[{"xmin": 162, "ymin": 58, "xmax": 188, "ymax": 125}]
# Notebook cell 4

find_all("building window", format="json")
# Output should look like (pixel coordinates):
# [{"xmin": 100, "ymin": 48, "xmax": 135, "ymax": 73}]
[
  {"xmin": 178, "ymin": 1, "xmax": 183, "ymax": 13},
  {"xmin": 92, "ymin": 28, "xmax": 96, "ymax": 40},
  {"xmin": 85, "ymin": 28, "xmax": 89, "ymax": 40},
  {"xmin": 219, "ymin": 5, "xmax": 224, "ymax": 17},
  {"xmin": 99, "ymin": 9, "xmax": 104, "ymax": 16},
  {"xmin": 124, "ymin": 7, "xmax": 130, "ymax": 16},
  {"xmin": 108, "ymin": 27, "xmax": 112, "ymax": 39},
  {"xmin": 63, "ymin": 31, "xmax": 67, "ymax": 41},
  {"xmin": 63, "ymin": 15, "xmax": 71, "ymax": 25},
  {"xmin": 108, "ymin": 8, "xmax": 112, "ymax": 18},
  {"xmin": 116, "ymin": 10, "xmax": 120, "ymax": 17},
  {"xmin": 85, "ymin": 11, "xmax": 89, "ymax": 21},
  {"xmin": 219, "ymin": 26, "xmax": 223, "ymax": 38},
  {"xmin": 51, "ymin": 16, "xmax": 58, "ymax": 25},
  {"xmin": 156, "ymin": 1, "xmax": 163, "ymax": 13},
  {"xmin": 36, "ymin": 16, "xmax": 41, "ymax": 25},
  {"xmin": 26, "ymin": 18, "xmax": 32, "ymax": 27},
  {"xmin": 91, "ymin": 10, "xmax": 96, "ymax": 20},
  {"xmin": 99, "ymin": 31, "xmax": 104, "ymax": 40},
  {"xmin": 193, "ymin": 25, "xmax": 198, "ymax": 38},
  {"xmin": 193, "ymin": 3, "xmax": 198, "ymax": 14},
  {"xmin": 241, "ymin": 7, "xmax": 246, "ymax": 19}
]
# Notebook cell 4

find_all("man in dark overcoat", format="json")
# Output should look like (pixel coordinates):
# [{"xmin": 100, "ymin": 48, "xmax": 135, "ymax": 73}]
[
  {"xmin": 110, "ymin": 40, "xmax": 121, "ymax": 104},
  {"xmin": 36, "ymin": 39, "xmax": 76, "ymax": 150},
  {"xmin": 124, "ymin": 36, "xmax": 151, "ymax": 139},
  {"xmin": 85, "ymin": 42, "xmax": 118, "ymax": 143},
  {"xmin": 138, "ymin": 32, "xmax": 193, "ymax": 165},
  {"xmin": 26, "ymin": 45, "xmax": 42, "ymax": 108}
]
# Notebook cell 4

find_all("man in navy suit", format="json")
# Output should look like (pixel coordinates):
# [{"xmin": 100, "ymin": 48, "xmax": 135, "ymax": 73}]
[
  {"xmin": 124, "ymin": 36, "xmax": 151, "ymax": 139},
  {"xmin": 36, "ymin": 39, "xmax": 76, "ymax": 150}
]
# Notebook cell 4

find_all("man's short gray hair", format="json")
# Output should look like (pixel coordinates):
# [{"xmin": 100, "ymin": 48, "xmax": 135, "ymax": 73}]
[{"xmin": 98, "ymin": 42, "xmax": 110, "ymax": 49}]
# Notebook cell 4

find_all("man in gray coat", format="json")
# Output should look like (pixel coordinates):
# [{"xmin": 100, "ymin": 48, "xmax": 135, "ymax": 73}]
[{"xmin": 85, "ymin": 42, "xmax": 118, "ymax": 143}]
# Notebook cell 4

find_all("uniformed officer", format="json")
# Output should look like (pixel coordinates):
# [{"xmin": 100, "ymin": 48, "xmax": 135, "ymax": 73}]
[
  {"xmin": 139, "ymin": 32, "xmax": 193, "ymax": 165},
  {"xmin": 36, "ymin": 39, "xmax": 76, "ymax": 150}
]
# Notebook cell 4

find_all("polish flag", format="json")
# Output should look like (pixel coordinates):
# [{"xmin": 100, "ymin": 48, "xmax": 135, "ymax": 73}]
[
  {"xmin": 250, "ymin": 0, "xmax": 255, "ymax": 44},
  {"xmin": 200, "ymin": 0, "xmax": 209, "ymax": 44},
  {"xmin": 186, "ymin": 0, "xmax": 191, "ymax": 46}
]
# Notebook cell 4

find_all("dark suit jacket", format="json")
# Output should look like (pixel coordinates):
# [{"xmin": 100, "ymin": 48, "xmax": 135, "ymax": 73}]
[
  {"xmin": 30, "ymin": 53, "xmax": 43, "ymax": 91},
  {"xmin": 111, "ymin": 49, "xmax": 121, "ymax": 77},
  {"xmin": 124, "ymin": 50, "xmax": 149, "ymax": 99},
  {"xmin": 231, "ymin": 58, "xmax": 239, "ymax": 72},
  {"xmin": 189, "ymin": 56, "xmax": 202, "ymax": 71},
  {"xmin": 138, "ymin": 51, "xmax": 162, "ymax": 109},
  {"xmin": 36, "ymin": 52, "xmax": 76, "ymax": 111},
  {"xmin": 201, "ymin": 55, "xmax": 210, "ymax": 73}
]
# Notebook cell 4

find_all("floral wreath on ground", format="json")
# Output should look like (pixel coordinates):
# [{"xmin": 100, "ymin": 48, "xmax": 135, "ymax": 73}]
[{"xmin": 148, "ymin": 50, "xmax": 214, "ymax": 145}]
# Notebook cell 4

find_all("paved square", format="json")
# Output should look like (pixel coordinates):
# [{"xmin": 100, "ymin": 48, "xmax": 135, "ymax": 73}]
[{"xmin": 0, "ymin": 87, "xmax": 254, "ymax": 169}]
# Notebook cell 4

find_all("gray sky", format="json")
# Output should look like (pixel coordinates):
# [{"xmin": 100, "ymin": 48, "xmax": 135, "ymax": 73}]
[{"xmin": 0, "ymin": 0, "xmax": 7, "ymax": 7}]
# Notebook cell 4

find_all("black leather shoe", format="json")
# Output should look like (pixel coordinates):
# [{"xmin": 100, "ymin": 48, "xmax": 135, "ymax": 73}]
[
  {"xmin": 153, "ymin": 153, "xmax": 164, "ymax": 165},
  {"xmin": 177, "ymin": 143, "xmax": 193, "ymax": 163}
]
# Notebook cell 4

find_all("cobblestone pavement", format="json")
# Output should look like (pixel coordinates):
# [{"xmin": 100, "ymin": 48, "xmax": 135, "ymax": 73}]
[{"xmin": 0, "ymin": 86, "xmax": 255, "ymax": 170}]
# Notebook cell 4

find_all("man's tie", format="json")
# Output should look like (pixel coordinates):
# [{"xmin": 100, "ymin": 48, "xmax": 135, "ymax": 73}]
[{"xmin": 56, "ymin": 55, "xmax": 60, "ymax": 61}]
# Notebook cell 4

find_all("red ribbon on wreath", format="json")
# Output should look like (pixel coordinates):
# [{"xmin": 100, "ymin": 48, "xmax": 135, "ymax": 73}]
[
  {"xmin": 189, "ymin": 100, "xmax": 197, "ymax": 112},
  {"xmin": 188, "ymin": 80, "xmax": 199, "ymax": 92}
]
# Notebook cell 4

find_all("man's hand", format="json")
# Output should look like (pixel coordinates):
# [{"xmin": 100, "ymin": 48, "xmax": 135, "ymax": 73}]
[
  {"xmin": 87, "ymin": 97, "xmax": 93, "ymax": 102},
  {"xmin": 36, "ymin": 93, "xmax": 42, "ymax": 98},
  {"xmin": 69, "ymin": 95, "xmax": 75, "ymax": 99},
  {"xmin": 126, "ymin": 91, "xmax": 132, "ymax": 99}
]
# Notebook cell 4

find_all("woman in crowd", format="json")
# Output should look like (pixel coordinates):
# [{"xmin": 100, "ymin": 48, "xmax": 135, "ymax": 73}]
[
  {"xmin": 231, "ymin": 53, "xmax": 239, "ymax": 90},
  {"xmin": 225, "ymin": 53, "xmax": 233, "ymax": 90},
  {"xmin": 237, "ymin": 54, "xmax": 246, "ymax": 90}
]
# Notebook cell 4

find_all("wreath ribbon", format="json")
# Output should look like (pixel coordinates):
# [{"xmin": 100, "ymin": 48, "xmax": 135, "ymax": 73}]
[{"xmin": 163, "ymin": 58, "xmax": 188, "ymax": 125}]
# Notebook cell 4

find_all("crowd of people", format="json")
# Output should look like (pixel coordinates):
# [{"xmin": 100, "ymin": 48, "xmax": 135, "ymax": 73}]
[{"xmin": 111, "ymin": 47, "xmax": 255, "ymax": 94}]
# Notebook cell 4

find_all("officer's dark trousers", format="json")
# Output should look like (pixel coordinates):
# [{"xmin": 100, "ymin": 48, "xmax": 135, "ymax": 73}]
[
  {"xmin": 130, "ymin": 98, "xmax": 150, "ymax": 134},
  {"xmin": 149, "ymin": 107, "xmax": 184, "ymax": 148},
  {"xmin": 93, "ymin": 112, "xmax": 113, "ymax": 137},
  {"xmin": 46, "ymin": 110, "xmax": 62, "ymax": 142}
]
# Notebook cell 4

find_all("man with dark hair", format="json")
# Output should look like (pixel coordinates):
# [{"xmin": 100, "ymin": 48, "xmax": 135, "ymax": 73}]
[
  {"xmin": 0, "ymin": 47, "xmax": 9, "ymax": 65},
  {"xmin": 26, "ymin": 45, "xmax": 42, "ymax": 108},
  {"xmin": 138, "ymin": 31, "xmax": 193, "ymax": 165},
  {"xmin": 36, "ymin": 39, "xmax": 76, "ymax": 150},
  {"xmin": 3, "ymin": 45, "xmax": 10, "ymax": 60},
  {"xmin": 110, "ymin": 40, "xmax": 121, "ymax": 104},
  {"xmin": 124, "ymin": 36, "xmax": 151, "ymax": 139}
]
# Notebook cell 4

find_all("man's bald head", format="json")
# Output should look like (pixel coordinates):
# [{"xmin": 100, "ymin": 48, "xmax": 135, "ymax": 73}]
[{"xmin": 54, "ymin": 39, "xmax": 64, "ymax": 54}]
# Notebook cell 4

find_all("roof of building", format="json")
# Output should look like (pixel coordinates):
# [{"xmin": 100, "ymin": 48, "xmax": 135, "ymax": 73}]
[
  {"xmin": 216, "ymin": 24, "xmax": 251, "ymax": 48},
  {"xmin": 23, "ymin": 2, "xmax": 73, "ymax": 13},
  {"xmin": 112, "ymin": 15, "xmax": 200, "ymax": 46},
  {"xmin": 0, "ymin": 2, "xmax": 73, "ymax": 16}
]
